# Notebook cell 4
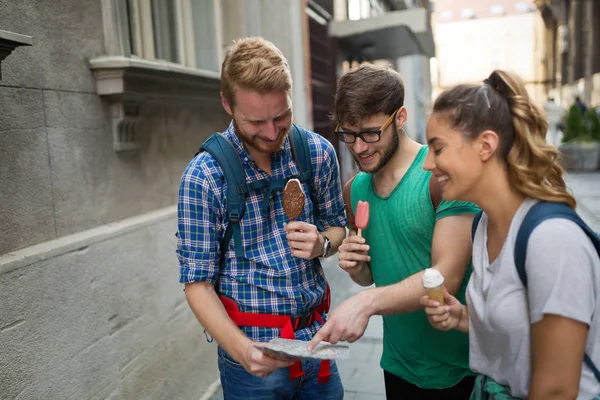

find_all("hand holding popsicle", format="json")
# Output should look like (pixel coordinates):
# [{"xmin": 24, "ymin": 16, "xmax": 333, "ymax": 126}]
[{"xmin": 355, "ymin": 201, "xmax": 370, "ymax": 237}]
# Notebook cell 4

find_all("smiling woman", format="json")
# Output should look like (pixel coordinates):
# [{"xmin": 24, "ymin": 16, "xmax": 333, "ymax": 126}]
[
  {"xmin": 423, "ymin": 114, "xmax": 484, "ymax": 201},
  {"xmin": 425, "ymin": 70, "xmax": 574, "ymax": 208},
  {"xmin": 421, "ymin": 70, "xmax": 600, "ymax": 400}
]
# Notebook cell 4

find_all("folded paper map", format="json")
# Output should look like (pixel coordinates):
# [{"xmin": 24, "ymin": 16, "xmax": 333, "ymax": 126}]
[{"xmin": 255, "ymin": 339, "xmax": 350, "ymax": 361}]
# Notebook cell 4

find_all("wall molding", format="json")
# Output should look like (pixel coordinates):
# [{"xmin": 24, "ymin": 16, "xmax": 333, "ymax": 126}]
[
  {"xmin": 90, "ymin": 56, "xmax": 221, "ymax": 152},
  {"xmin": 110, "ymin": 100, "xmax": 141, "ymax": 151},
  {"xmin": 0, "ymin": 206, "xmax": 177, "ymax": 275},
  {"xmin": 0, "ymin": 29, "xmax": 33, "ymax": 80}
]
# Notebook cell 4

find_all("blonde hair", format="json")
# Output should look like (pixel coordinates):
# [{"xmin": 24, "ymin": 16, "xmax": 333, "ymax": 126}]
[
  {"xmin": 432, "ymin": 70, "xmax": 576, "ymax": 208},
  {"xmin": 221, "ymin": 37, "xmax": 292, "ymax": 108}
]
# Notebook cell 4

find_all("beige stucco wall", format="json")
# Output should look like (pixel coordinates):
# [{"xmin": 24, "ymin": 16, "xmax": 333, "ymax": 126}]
[{"xmin": 434, "ymin": 12, "xmax": 547, "ymax": 105}]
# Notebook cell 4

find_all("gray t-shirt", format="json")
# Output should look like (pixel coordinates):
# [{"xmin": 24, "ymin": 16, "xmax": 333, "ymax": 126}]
[{"xmin": 468, "ymin": 198, "xmax": 600, "ymax": 399}]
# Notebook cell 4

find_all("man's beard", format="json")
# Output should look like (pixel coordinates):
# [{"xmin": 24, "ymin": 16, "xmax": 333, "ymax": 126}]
[
  {"xmin": 354, "ymin": 121, "xmax": 399, "ymax": 174},
  {"xmin": 233, "ymin": 119, "xmax": 290, "ymax": 154}
]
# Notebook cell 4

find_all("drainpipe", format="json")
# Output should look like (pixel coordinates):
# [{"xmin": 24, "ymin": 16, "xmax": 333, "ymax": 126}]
[
  {"xmin": 583, "ymin": 0, "xmax": 594, "ymax": 105},
  {"xmin": 568, "ymin": 0, "xmax": 581, "ymax": 84},
  {"xmin": 290, "ymin": 0, "xmax": 311, "ymax": 129}
]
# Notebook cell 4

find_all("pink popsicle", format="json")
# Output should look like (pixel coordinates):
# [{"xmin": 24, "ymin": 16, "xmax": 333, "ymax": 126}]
[{"xmin": 355, "ymin": 201, "xmax": 370, "ymax": 237}]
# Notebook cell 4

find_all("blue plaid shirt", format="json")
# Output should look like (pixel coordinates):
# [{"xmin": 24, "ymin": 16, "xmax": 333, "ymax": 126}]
[{"xmin": 177, "ymin": 122, "xmax": 347, "ymax": 341}]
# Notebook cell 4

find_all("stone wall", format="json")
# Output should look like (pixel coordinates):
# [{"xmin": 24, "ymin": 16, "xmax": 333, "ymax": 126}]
[{"xmin": 0, "ymin": 1, "xmax": 230, "ymax": 398}]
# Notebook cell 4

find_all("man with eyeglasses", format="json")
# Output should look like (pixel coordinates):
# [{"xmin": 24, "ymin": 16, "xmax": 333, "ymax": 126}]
[{"xmin": 308, "ymin": 63, "xmax": 479, "ymax": 399}]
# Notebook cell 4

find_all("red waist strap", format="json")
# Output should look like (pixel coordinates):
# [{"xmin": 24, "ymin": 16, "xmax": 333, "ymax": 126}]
[
  {"xmin": 218, "ymin": 284, "xmax": 331, "ymax": 383},
  {"xmin": 219, "ymin": 284, "xmax": 330, "ymax": 328}
]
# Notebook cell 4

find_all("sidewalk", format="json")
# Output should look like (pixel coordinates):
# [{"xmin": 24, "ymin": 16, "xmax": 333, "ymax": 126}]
[
  {"xmin": 208, "ymin": 171, "xmax": 600, "ymax": 400},
  {"xmin": 565, "ymin": 171, "xmax": 600, "ymax": 231}
]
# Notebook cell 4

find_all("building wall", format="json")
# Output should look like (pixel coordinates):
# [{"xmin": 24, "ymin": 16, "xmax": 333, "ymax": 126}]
[
  {"xmin": 434, "ymin": 0, "xmax": 536, "ymax": 22},
  {"xmin": 221, "ymin": 0, "xmax": 311, "ymax": 128},
  {"xmin": 398, "ymin": 54, "xmax": 432, "ymax": 144},
  {"xmin": 433, "ymin": 1, "xmax": 546, "ymax": 104},
  {"xmin": 0, "ymin": 0, "xmax": 309, "ymax": 398},
  {"xmin": 0, "ymin": 0, "xmax": 231, "ymax": 255},
  {"xmin": 0, "ymin": 212, "xmax": 220, "ymax": 400},
  {"xmin": 541, "ymin": 0, "xmax": 600, "ymax": 108}
]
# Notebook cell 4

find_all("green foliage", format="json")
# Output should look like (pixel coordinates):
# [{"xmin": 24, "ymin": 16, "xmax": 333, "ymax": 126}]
[
  {"xmin": 562, "ymin": 104, "xmax": 585, "ymax": 143},
  {"xmin": 584, "ymin": 108, "xmax": 600, "ymax": 141}
]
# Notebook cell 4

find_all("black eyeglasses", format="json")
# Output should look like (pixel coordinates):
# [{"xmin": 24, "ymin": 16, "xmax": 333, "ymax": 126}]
[{"xmin": 335, "ymin": 109, "xmax": 398, "ymax": 143}]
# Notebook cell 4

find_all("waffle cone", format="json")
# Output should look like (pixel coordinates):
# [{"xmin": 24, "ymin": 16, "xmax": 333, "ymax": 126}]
[{"xmin": 426, "ymin": 285, "xmax": 444, "ymax": 306}]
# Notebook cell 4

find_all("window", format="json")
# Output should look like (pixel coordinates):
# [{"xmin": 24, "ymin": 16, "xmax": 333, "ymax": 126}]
[
  {"xmin": 347, "ymin": 0, "xmax": 372, "ymax": 20},
  {"xmin": 460, "ymin": 8, "xmax": 476, "ymax": 19},
  {"xmin": 368, "ymin": 0, "xmax": 389, "ymax": 15},
  {"xmin": 439, "ymin": 11, "xmax": 453, "ymax": 20},
  {"xmin": 515, "ymin": 2, "xmax": 533, "ymax": 12},
  {"xmin": 490, "ymin": 5, "xmax": 504, "ymax": 15},
  {"xmin": 151, "ymin": 0, "xmax": 179, "ymax": 63},
  {"xmin": 190, "ymin": 0, "xmax": 220, "ymax": 72},
  {"xmin": 116, "ymin": 0, "xmax": 222, "ymax": 72},
  {"xmin": 348, "ymin": 0, "xmax": 362, "ymax": 20}
]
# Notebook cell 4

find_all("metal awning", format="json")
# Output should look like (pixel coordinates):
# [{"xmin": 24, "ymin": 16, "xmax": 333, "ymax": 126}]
[{"xmin": 328, "ymin": 7, "xmax": 434, "ymax": 61}]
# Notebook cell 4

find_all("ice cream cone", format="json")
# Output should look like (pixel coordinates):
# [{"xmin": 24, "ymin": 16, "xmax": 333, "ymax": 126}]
[
  {"xmin": 422, "ymin": 268, "xmax": 445, "ymax": 307},
  {"xmin": 425, "ymin": 284, "xmax": 444, "ymax": 306}
]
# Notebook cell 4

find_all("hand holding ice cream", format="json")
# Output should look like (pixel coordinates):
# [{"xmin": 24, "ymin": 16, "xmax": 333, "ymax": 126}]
[
  {"xmin": 420, "ymin": 270, "xmax": 467, "ymax": 332},
  {"xmin": 337, "ymin": 200, "xmax": 371, "ymax": 281},
  {"xmin": 283, "ymin": 178, "xmax": 325, "ymax": 260}
]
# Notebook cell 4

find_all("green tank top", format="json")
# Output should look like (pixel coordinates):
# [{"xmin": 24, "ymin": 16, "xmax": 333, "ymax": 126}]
[{"xmin": 351, "ymin": 146, "xmax": 479, "ymax": 389}]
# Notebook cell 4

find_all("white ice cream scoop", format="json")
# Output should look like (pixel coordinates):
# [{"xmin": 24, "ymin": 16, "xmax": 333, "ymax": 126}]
[{"xmin": 422, "ymin": 268, "xmax": 445, "ymax": 289}]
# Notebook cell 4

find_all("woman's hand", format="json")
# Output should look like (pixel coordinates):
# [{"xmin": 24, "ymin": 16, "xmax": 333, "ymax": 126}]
[{"xmin": 420, "ymin": 287, "xmax": 467, "ymax": 332}]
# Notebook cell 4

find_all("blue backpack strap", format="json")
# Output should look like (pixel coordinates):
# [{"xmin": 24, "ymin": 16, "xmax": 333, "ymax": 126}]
[
  {"xmin": 471, "ymin": 210, "xmax": 484, "ymax": 241},
  {"xmin": 289, "ymin": 125, "xmax": 325, "ymax": 231},
  {"xmin": 514, "ymin": 201, "xmax": 600, "ymax": 383},
  {"xmin": 199, "ymin": 133, "xmax": 247, "ymax": 259},
  {"xmin": 513, "ymin": 202, "xmax": 595, "ymax": 287}
]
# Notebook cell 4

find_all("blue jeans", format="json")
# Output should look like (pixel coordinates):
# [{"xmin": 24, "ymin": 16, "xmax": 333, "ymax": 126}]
[{"xmin": 217, "ymin": 346, "xmax": 344, "ymax": 400}]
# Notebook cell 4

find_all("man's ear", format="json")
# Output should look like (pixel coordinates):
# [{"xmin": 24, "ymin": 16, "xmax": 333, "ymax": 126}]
[
  {"xmin": 221, "ymin": 92, "xmax": 233, "ymax": 116},
  {"xmin": 479, "ymin": 130, "xmax": 500, "ymax": 162},
  {"xmin": 396, "ymin": 107, "xmax": 407, "ymax": 131}
]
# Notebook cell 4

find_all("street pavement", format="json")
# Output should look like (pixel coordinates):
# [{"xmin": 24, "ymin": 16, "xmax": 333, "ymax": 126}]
[
  {"xmin": 565, "ymin": 171, "xmax": 600, "ymax": 231},
  {"xmin": 208, "ymin": 171, "xmax": 600, "ymax": 400}
]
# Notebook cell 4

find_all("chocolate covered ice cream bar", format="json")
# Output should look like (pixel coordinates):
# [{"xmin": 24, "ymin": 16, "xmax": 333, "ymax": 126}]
[{"xmin": 283, "ymin": 178, "xmax": 305, "ymax": 221}]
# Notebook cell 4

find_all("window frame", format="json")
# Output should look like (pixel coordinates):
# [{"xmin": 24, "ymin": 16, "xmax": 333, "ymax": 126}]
[{"xmin": 104, "ymin": 0, "xmax": 223, "ymax": 73}]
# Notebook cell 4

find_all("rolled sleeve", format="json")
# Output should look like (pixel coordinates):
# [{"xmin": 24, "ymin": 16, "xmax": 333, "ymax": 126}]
[
  {"xmin": 435, "ymin": 199, "xmax": 479, "ymax": 222},
  {"xmin": 313, "ymin": 138, "xmax": 347, "ymax": 229},
  {"xmin": 177, "ymin": 155, "xmax": 225, "ymax": 284}
]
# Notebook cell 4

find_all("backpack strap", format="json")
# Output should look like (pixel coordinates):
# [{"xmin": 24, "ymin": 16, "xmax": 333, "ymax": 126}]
[
  {"xmin": 514, "ymin": 201, "xmax": 600, "ymax": 383},
  {"xmin": 290, "ymin": 125, "xmax": 325, "ymax": 232},
  {"xmin": 197, "ymin": 127, "xmax": 325, "ymax": 259},
  {"xmin": 343, "ymin": 174, "xmax": 358, "ymax": 230},
  {"xmin": 199, "ymin": 133, "xmax": 248, "ymax": 259},
  {"xmin": 513, "ymin": 202, "xmax": 600, "ymax": 287},
  {"xmin": 471, "ymin": 210, "xmax": 484, "ymax": 242}
]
